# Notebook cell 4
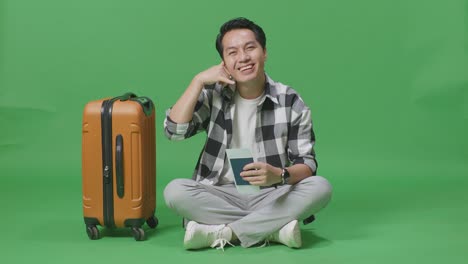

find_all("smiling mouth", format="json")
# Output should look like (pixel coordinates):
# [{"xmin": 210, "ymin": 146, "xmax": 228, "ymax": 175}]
[{"xmin": 238, "ymin": 64, "xmax": 254, "ymax": 72}]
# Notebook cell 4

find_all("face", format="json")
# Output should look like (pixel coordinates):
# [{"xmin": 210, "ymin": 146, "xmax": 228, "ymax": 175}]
[{"xmin": 222, "ymin": 29, "xmax": 267, "ymax": 84}]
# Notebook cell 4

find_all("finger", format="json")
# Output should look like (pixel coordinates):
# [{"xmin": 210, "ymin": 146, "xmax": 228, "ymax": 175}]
[
  {"xmin": 219, "ymin": 76, "xmax": 235, "ymax": 85},
  {"xmin": 224, "ymin": 70, "xmax": 234, "ymax": 82},
  {"xmin": 242, "ymin": 175, "xmax": 261, "ymax": 182},
  {"xmin": 240, "ymin": 170, "xmax": 260, "ymax": 177},
  {"xmin": 243, "ymin": 162, "xmax": 261, "ymax": 171},
  {"xmin": 221, "ymin": 62, "xmax": 233, "ymax": 78},
  {"xmin": 223, "ymin": 65, "xmax": 231, "ymax": 76},
  {"xmin": 219, "ymin": 61, "xmax": 228, "ymax": 75},
  {"xmin": 249, "ymin": 179, "xmax": 266, "ymax": 186},
  {"xmin": 221, "ymin": 61, "xmax": 230, "ymax": 71},
  {"xmin": 243, "ymin": 163, "xmax": 255, "ymax": 171}
]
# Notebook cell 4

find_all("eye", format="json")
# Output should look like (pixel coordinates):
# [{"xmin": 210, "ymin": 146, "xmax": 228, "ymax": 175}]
[
  {"xmin": 228, "ymin": 51, "xmax": 237, "ymax": 56},
  {"xmin": 246, "ymin": 46, "xmax": 255, "ymax": 50}
]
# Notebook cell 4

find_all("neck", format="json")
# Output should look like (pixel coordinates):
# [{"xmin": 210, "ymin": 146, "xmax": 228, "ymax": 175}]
[{"xmin": 236, "ymin": 74, "xmax": 266, "ymax": 99}]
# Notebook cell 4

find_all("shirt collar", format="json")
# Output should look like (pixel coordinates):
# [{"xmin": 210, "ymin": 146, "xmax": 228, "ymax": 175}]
[{"xmin": 263, "ymin": 74, "xmax": 279, "ymax": 105}]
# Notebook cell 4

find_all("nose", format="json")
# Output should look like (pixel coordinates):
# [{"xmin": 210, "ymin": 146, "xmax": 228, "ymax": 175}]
[{"xmin": 239, "ymin": 50, "xmax": 250, "ymax": 62}]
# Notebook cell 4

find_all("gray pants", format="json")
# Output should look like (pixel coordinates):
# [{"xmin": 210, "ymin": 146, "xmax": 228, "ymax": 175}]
[{"xmin": 164, "ymin": 176, "xmax": 332, "ymax": 247}]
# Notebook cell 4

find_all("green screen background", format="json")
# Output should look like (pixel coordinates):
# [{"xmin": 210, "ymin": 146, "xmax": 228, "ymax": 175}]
[{"xmin": 1, "ymin": 0, "xmax": 467, "ymax": 263}]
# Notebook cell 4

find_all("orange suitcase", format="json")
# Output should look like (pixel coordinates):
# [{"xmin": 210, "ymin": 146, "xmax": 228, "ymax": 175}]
[{"xmin": 82, "ymin": 93, "xmax": 157, "ymax": 241}]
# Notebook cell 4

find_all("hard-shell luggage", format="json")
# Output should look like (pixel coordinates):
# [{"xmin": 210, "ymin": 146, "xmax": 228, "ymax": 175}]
[{"xmin": 82, "ymin": 92, "xmax": 158, "ymax": 241}]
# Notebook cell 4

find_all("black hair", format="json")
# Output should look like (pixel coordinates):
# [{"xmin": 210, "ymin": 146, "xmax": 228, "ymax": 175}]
[{"xmin": 215, "ymin": 17, "xmax": 266, "ymax": 58}]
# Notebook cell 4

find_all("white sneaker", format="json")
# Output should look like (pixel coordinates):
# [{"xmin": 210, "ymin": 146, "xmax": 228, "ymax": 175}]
[
  {"xmin": 267, "ymin": 220, "xmax": 302, "ymax": 248},
  {"xmin": 184, "ymin": 221, "xmax": 234, "ymax": 250}
]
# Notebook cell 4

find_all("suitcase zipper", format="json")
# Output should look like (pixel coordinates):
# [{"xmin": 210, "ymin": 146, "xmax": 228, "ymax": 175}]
[
  {"xmin": 99, "ymin": 93, "xmax": 152, "ymax": 229},
  {"xmin": 101, "ymin": 99, "xmax": 115, "ymax": 228}
]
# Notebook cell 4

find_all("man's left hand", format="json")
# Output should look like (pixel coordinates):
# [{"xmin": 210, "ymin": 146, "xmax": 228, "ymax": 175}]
[{"xmin": 240, "ymin": 162, "xmax": 282, "ymax": 186}]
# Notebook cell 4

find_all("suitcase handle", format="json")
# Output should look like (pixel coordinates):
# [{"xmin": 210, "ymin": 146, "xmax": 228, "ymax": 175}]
[
  {"xmin": 113, "ymin": 93, "xmax": 154, "ymax": 117},
  {"xmin": 115, "ymin": 134, "xmax": 125, "ymax": 198},
  {"xmin": 113, "ymin": 92, "xmax": 137, "ymax": 102},
  {"xmin": 129, "ymin": 96, "xmax": 154, "ymax": 116}
]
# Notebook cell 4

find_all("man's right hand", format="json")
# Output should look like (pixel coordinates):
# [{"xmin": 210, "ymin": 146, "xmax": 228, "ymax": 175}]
[
  {"xmin": 193, "ymin": 62, "xmax": 236, "ymax": 87},
  {"xmin": 169, "ymin": 62, "xmax": 235, "ymax": 124}
]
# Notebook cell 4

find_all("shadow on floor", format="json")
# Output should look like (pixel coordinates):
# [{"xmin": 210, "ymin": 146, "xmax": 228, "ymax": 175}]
[{"xmin": 301, "ymin": 229, "xmax": 332, "ymax": 249}]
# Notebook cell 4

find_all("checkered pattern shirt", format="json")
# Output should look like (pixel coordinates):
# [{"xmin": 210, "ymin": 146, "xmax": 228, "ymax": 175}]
[{"xmin": 164, "ymin": 75, "xmax": 317, "ymax": 186}]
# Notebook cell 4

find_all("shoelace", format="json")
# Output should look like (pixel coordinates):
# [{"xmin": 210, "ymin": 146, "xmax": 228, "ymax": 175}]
[
  {"xmin": 206, "ymin": 226, "xmax": 235, "ymax": 251},
  {"xmin": 257, "ymin": 231, "xmax": 280, "ymax": 248},
  {"xmin": 257, "ymin": 239, "xmax": 271, "ymax": 248},
  {"xmin": 211, "ymin": 238, "xmax": 235, "ymax": 251}
]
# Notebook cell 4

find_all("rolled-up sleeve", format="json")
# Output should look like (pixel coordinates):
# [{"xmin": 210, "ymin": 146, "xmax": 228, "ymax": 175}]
[
  {"xmin": 164, "ymin": 89, "xmax": 212, "ymax": 141},
  {"xmin": 287, "ymin": 98, "xmax": 318, "ymax": 175}
]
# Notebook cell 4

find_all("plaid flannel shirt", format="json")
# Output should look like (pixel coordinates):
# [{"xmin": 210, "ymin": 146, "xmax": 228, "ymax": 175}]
[{"xmin": 164, "ymin": 74, "xmax": 317, "ymax": 186}]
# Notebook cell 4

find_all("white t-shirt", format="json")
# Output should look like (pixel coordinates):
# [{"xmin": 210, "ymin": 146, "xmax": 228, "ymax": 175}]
[{"xmin": 219, "ymin": 90, "xmax": 265, "ymax": 184}]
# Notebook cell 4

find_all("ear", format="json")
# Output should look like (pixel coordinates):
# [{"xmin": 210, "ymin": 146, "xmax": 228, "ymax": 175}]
[{"xmin": 264, "ymin": 48, "xmax": 268, "ymax": 61}]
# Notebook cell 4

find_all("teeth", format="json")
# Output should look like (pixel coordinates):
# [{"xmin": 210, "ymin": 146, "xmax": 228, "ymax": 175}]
[{"xmin": 240, "ymin": 65, "xmax": 253, "ymax": 71}]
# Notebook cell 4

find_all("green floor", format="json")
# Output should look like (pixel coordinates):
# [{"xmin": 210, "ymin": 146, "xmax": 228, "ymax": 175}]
[
  {"xmin": 2, "ymin": 157, "xmax": 466, "ymax": 264},
  {"xmin": 1, "ymin": 1, "xmax": 467, "ymax": 263}
]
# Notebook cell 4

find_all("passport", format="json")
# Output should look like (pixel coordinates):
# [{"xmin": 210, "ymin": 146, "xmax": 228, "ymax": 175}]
[{"xmin": 225, "ymin": 148, "xmax": 260, "ymax": 194}]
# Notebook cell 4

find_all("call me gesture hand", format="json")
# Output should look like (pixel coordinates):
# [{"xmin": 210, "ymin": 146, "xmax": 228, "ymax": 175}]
[{"xmin": 193, "ymin": 61, "xmax": 236, "ymax": 88}]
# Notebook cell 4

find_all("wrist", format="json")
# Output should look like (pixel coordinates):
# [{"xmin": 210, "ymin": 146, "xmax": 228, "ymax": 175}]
[
  {"xmin": 192, "ymin": 75, "xmax": 205, "ymax": 88},
  {"xmin": 275, "ymin": 167, "xmax": 283, "ymax": 184},
  {"xmin": 280, "ymin": 167, "xmax": 290, "ymax": 185}
]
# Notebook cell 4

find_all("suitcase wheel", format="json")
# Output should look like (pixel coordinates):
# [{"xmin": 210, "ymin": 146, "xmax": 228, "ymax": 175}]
[
  {"xmin": 146, "ymin": 216, "xmax": 159, "ymax": 229},
  {"xmin": 131, "ymin": 227, "xmax": 145, "ymax": 241},
  {"xmin": 86, "ymin": 226, "xmax": 100, "ymax": 240}
]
